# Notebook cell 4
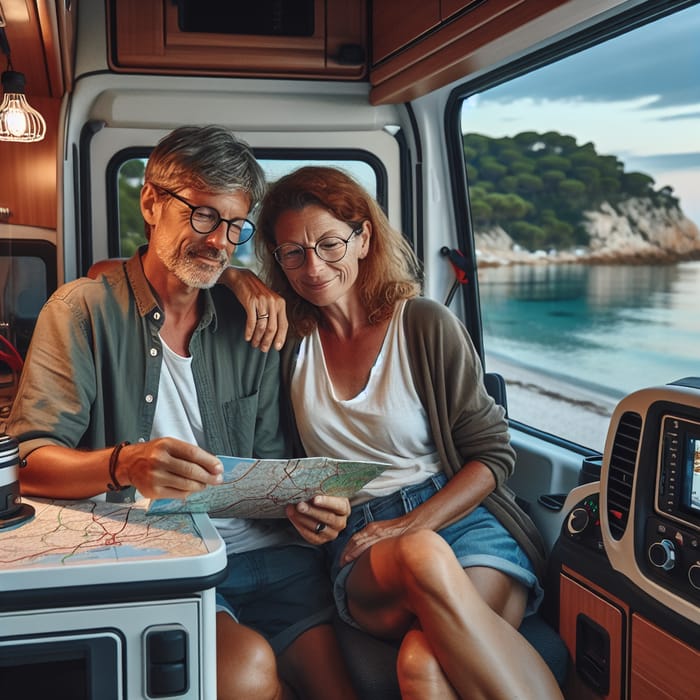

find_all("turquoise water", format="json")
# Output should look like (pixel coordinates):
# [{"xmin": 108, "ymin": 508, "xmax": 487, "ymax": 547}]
[{"xmin": 479, "ymin": 260, "xmax": 700, "ymax": 397}]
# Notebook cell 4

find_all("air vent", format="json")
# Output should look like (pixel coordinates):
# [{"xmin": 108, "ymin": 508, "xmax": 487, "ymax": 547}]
[{"xmin": 606, "ymin": 411, "xmax": 642, "ymax": 540}]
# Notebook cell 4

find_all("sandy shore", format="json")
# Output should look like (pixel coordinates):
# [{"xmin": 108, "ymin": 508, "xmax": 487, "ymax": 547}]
[{"xmin": 483, "ymin": 354, "xmax": 621, "ymax": 451}]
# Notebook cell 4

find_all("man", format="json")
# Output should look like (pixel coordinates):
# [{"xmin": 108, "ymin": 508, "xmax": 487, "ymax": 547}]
[{"xmin": 7, "ymin": 125, "xmax": 356, "ymax": 700}]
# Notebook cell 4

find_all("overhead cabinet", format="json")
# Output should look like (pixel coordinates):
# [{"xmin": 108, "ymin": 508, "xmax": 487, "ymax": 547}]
[
  {"xmin": 369, "ymin": 0, "xmax": 570, "ymax": 104},
  {"xmin": 108, "ymin": 0, "xmax": 367, "ymax": 80}
]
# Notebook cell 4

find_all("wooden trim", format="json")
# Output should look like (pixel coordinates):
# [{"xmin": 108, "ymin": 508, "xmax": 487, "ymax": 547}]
[
  {"xmin": 0, "ymin": 97, "xmax": 60, "ymax": 229},
  {"xmin": 35, "ymin": 0, "xmax": 64, "ymax": 97},
  {"xmin": 561, "ymin": 565, "xmax": 630, "ymax": 614},
  {"xmin": 368, "ymin": 0, "xmax": 570, "ymax": 104},
  {"xmin": 559, "ymin": 573, "xmax": 626, "ymax": 700},
  {"xmin": 630, "ymin": 615, "xmax": 699, "ymax": 700},
  {"xmin": 108, "ymin": 0, "xmax": 367, "ymax": 80},
  {"xmin": 372, "ymin": 0, "xmax": 440, "ymax": 65},
  {"xmin": 371, "ymin": 0, "xmax": 525, "ymax": 79}
]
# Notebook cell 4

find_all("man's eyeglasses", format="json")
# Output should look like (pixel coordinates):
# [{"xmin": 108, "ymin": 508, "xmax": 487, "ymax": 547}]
[
  {"xmin": 153, "ymin": 185, "xmax": 256, "ymax": 246},
  {"xmin": 273, "ymin": 223, "xmax": 364, "ymax": 270}
]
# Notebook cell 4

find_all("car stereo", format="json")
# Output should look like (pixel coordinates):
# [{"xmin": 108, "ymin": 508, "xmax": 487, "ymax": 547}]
[
  {"xmin": 599, "ymin": 380, "xmax": 700, "ymax": 623},
  {"xmin": 655, "ymin": 414, "xmax": 700, "ymax": 531}
]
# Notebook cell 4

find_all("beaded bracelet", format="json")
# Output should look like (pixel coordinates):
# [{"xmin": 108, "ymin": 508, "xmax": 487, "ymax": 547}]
[{"xmin": 107, "ymin": 440, "xmax": 131, "ymax": 491}]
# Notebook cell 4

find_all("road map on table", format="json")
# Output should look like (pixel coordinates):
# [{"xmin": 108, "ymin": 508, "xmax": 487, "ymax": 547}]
[
  {"xmin": 0, "ymin": 498, "xmax": 208, "ymax": 570},
  {"xmin": 148, "ymin": 456, "xmax": 389, "ymax": 518}
]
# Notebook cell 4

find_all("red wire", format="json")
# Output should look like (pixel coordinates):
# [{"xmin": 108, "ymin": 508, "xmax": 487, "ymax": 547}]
[{"xmin": 0, "ymin": 335, "xmax": 23, "ymax": 373}]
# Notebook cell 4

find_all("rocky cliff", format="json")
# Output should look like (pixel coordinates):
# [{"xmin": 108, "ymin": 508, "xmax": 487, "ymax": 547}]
[{"xmin": 474, "ymin": 197, "xmax": 700, "ymax": 266}]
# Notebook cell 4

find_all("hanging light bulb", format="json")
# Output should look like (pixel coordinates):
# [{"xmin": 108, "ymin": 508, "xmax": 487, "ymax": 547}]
[{"xmin": 0, "ymin": 70, "xmax": 46, "ymax": 143}]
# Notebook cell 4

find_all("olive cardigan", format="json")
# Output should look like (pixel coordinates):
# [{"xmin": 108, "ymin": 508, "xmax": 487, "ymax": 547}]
[{"xmin": 280, "ymin": 296, "xmax": 547, "ymax": 581}]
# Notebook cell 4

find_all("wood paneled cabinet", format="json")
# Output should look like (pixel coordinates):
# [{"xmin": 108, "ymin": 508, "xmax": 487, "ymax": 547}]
[
  {"xmin": 0, "ymin": 97, "xmax": 60, "ymax": 230},
  {"xmin": 371, "ymin": 0, "xmax": 528, "ymax": 67},
  {"xmin": 108, "ymin": 0, "xmax": 367, "ymax": 80},
  {"xmin": 368, "ymin": 0, "xmax": 569, "ymax": 104},
  {"xmin": 559, "ymin": 573, "xmax": 626, "ymax": 700},
  {"xmin": 559, "ymin": 572, "xmax": 699, "ymax": 700},
  {"xmin": 371, "ymin": 0, "xmax": 441, "ymax": 65},
  {"xmin": 629, "ymin": 615, "xmax": 699, "ymax": 700}
]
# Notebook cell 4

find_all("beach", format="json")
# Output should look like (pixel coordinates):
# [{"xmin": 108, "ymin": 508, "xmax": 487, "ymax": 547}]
[{"xmin": 484, "ymin": 354, "xmax": 621, "ymax": 451}]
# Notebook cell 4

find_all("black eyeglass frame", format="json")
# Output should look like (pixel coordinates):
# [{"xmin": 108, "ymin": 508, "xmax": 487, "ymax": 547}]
[
  {"xmin": 272, "ymin": 222, "xmax": 364, "ymax": 270},
  {"xmin": 152, "ymin": 184, "xmax": 256, "ymax": 246}
]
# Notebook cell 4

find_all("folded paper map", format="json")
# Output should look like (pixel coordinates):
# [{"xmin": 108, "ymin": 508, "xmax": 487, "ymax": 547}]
[{"xmin": 147, "ymin": 455, "xmax": 388, "ymax": 518}]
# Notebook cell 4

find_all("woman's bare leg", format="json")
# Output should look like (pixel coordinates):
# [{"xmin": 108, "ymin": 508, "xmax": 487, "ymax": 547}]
[
  {"xmin": 465, "ymin": 564, "xmax": 528, "ymax": 626},
  {"xmin": 216, "ymin": 612, "xmax": 289, "ymax": 700},
  {"xmin": 345, "ymin": 529, "xmax": 563, "ymax": 699},
  {"xmin": 397, "ymin": 628, "xmax": 459, "ymax": 700},
  {"xmin": 278, "ymin": 623, "xmax": 359, "ymax": 700}
]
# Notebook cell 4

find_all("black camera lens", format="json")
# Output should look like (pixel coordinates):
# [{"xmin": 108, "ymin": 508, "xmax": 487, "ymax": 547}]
[{"xmin": 0, "ymin": 433, "xmax": 21, "ymax": 518}]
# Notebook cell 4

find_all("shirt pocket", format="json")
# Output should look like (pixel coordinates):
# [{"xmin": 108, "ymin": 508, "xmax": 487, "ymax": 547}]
[{"xmin": 221, "ymin": 392, "xmax": 258, "ymax": 456}]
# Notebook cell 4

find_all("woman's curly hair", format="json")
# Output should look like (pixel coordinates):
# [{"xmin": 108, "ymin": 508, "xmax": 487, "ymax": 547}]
[{"xmin": 255, "ymin": 166, "xmax": 422, "ymax": 336}]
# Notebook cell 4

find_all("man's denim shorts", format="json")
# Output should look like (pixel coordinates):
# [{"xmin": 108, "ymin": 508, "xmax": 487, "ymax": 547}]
[
  {"xmin": 215, "ymin": 544, "xmax": 335, "ymax": 654},
  {"xmin": 324, "ymin": 472, "xmax": 544, "ymax": 628}
]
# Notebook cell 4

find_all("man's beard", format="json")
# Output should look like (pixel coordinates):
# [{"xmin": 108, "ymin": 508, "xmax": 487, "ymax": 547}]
[{"xmin": 155, "ymin": 239, "xmax": 229, "ymax": 289}]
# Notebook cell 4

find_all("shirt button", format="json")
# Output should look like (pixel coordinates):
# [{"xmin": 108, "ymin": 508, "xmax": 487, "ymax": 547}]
[
  {"xmin": 153, "ymin": 311, "xmax": 161, "ymax": 321},
  {"xmin": 150, "ymin": 348, "xmax": 158, "ymax": 356},
  {"xmin": 145, "ymin": 394, "xmax": 154, "ymax": 403}
]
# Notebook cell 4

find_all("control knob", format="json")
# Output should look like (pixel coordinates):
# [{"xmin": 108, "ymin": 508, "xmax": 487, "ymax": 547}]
[
  {"xmin": 688, "ymin": 563, "xmax": 700, "ymax": 591},
  {"xmin": 648, "ymin": 539, "xmax": 675, "ymax": 571},
  {"xmin": 567, "ymin": 507, "xmax": 590, "ymax": 536}
]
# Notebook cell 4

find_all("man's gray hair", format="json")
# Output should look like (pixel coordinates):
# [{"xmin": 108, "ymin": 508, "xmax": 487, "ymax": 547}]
[{"xmin": 145, "ymin": 125, "xmax": 266, "ymax": 209}]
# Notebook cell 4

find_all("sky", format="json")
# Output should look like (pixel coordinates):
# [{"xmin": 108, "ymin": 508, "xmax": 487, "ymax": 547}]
[{"xmin": 460, "ymin": 3, "xmax": 700, "ymax": 225}]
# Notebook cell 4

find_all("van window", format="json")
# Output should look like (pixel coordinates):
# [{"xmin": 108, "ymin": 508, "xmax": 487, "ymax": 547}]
[
  {"xmin": 115, "ymin": 156, "xmax": 380, "ymax": 265},
  {"xmin": 0, "ymin": 241, "xmax": 56, "ymax": 428},
  {"xmin": 457, "ymin": 3, "xmax": 700, "ymax": 450}
]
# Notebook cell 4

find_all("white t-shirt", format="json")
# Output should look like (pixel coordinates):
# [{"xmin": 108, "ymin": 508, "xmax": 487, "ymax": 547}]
[
  {"xmin": 291, "ymin": 300, "xmax": 441, "ymax": 504},
  {"xmin": 151, "ymin": 336, "xmax": 293, "ymax": 554}
]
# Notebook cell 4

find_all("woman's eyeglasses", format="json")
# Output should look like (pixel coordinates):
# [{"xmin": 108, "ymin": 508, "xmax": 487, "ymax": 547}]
[
  {"xmin": 153, "ymin": 185, "xmax": 256, "ymax": 246},
  {"xmin": 273, "ymin": 223, "xmax": 363, "ymax": 270}
]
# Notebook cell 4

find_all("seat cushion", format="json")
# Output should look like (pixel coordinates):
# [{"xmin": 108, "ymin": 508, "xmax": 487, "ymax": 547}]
[{"xmin": 334, "ymin": 612, "xmax": 568, "ymax": 698}]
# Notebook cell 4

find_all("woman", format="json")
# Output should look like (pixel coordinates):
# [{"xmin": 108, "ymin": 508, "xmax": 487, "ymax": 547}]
[{"xmin": 248, "ymin": 165, "xmax": 563, "ymax": 699}]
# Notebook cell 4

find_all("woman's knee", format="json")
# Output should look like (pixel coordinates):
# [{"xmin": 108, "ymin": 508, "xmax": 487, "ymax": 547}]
[
  {"xmin": 392, "ymin": 530, "xmax": 461, "ymax": 592},
  {"xmin": 216, "ymin": 613, "xmax": 283, "ymax": 700}
]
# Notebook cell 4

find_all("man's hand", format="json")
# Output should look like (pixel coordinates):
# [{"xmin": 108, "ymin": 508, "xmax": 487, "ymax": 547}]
[
  {"xmin": 119, "ymin": 437, "xmax": 223, "ymax": 499},
  {"xmin": 219, "ymin": 267, "xmax": 288, "ymax": 352},
  {"xmin": 286, "ymin": 495, "xmax": 351, "ymax": 543}
]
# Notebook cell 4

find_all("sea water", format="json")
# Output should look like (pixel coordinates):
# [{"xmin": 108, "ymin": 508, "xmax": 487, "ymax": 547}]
[{"xmin": 479, "ymin": 260, "xmax": 700, "ymax": 398}]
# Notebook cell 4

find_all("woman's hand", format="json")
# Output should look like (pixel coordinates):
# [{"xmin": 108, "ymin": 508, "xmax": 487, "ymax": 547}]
[
  {"xmin": 339, "ymin": 516, "xmax": 411, "ymax": 566},
  {"xmin": 219, "ymin": 267, "xmax": 288, "ymax": 351},
  {"xmin": 286, "ymin": 495, "xmax": 351, "ymax": 543}
]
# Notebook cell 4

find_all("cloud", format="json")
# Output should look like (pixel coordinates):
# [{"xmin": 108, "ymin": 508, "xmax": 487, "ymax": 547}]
[
  {"xmin": 658, "ymin": 111, "xmax": 700, "ymax": 122},
  {"xmin": 479, "ymin": 5, "xmax": 700, "ymax": 110},
  {"xmin": 621, "ymin": 152, "xmax": 700, "ymax": 172}
]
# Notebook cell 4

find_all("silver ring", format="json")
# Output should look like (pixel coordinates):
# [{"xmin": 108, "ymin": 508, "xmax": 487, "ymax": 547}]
[
  {"xmin": 314, "ymin": 522, "xmax": 326, "ymax": 534},
  {"xmin": 256, "ymin": 313, "xmax": 270, "ymax": 321}
]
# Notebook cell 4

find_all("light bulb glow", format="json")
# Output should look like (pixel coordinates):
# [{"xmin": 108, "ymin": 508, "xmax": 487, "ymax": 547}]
[
  {"xmin": 3, "ymin": 97, "xmax": 28, "ymax": 137},
  {"xmin": 0, "ymin": 79, "xmax": 47, "ymax": 143}
]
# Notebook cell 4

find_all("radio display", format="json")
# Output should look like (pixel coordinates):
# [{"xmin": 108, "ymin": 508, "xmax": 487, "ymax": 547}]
[
  {"xmin": 656, "ymin": 415, "xmax": 700, "ymax": 530},
  {"xmin": 682, "ymin": 433, "xmax": 700, "ymax": 516}
]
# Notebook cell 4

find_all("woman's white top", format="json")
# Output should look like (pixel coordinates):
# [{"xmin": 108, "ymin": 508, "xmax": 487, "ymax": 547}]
[
  {"xmin": 151, "ymin": 336, "xmax": 293, "ymax": 554},
  {"xmin": 292, "ymin": 300, "xmax": 441, "ymax": 504}
]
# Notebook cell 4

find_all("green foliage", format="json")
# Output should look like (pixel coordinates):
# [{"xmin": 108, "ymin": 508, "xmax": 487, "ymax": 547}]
[
  {"xmin": 464, "ymin": 131, "xmax": 678, "ymax": 251},
  {"xmin": 118, "ymin": 174, "xmax": 146, "ymax": 256}
]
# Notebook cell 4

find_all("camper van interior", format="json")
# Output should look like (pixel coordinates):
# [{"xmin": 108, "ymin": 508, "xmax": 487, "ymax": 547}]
[{"xmin": 0, "ymin": 1, "xmax": 698, "ymax": 698}]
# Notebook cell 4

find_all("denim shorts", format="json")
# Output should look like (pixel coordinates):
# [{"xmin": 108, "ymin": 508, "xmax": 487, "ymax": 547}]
[
  {"xmin": 324, "ymin": 473, "xmax": 543, "ymax": 628},
  {"xmin": 215, "ymin": 544, "xmax": 335, "ymax": 654}
]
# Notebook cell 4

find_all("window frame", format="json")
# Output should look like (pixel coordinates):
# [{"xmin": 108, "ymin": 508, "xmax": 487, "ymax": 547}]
[
  {"xmin": 443, "ymin": 0, "xmax": 698, "ymax": 452},
  {"xmin": 106, "ymin": 147, "xmax": 391, "ymax": 260}
]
